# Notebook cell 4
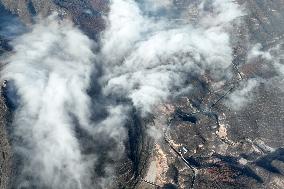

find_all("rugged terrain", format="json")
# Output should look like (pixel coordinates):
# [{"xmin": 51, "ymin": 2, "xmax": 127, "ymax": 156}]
[{"xmin": 0, "ymin": 0, "xmax": 284, "ymax": 189}]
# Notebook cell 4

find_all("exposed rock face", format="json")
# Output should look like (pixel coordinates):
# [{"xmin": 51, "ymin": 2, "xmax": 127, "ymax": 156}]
[
  {"xmin": 0, "ymin": 81, "xmax": 11, "ymax": 189},
  {"xmin": 0, "ymin": 0, "xmax": 283, "ymax": 189},
  {"xmin": 0, "ymin": 4, "xmax": 15, "ymax": 189},
  {"xmin": 0, "ymin": 0, "xmax": 107, "ymax": 39},
  {"xmin": 138, "ymin": 1, "xmax": 284, "ymax": 188}
]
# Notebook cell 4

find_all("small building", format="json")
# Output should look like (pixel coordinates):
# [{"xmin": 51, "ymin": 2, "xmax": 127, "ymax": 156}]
[
  {"xmin": 2, "ymin": 80, "xmax": 7, "ymax": 88},
  {"xmin": 179, "ymin": 146, "xmax": 188, "ymax": 155}
]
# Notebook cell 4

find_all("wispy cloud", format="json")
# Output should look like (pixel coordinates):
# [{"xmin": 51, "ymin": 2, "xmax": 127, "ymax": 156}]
[
  {"xmin": 1, "ymin": 15, "xmax": 96, "ymax": 188},
  {"xmin": 100, "ymin": 0, "xmax": 244, "ymax": 115},
  {"xmin": 225, "ymin": 79, "xmax": 259, "ymax": 111}
]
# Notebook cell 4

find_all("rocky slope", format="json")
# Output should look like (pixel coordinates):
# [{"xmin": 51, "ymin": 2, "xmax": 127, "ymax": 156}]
[{"xmin": 138, "ymin": 1, "xmax": 284, "ymax": 188}]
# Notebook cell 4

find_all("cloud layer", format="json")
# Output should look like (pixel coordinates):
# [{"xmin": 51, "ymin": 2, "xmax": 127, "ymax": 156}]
[
  {"xmin": 1, "ymin": 15, "xmax": 96, "ymax": 188},
  {"xmin": 0, "ymin": 0, "xmax": 246, "ymax": 188},
  {"xmin": 100, "ymin": 0, "xmax": 244, "ymax": 115}
]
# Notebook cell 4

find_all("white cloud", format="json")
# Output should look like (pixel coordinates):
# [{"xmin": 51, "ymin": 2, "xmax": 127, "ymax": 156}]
[
  {"xmin": 199, "ymin": 0, "xmax": 244, "ymax": 27},
  {"xmin": 100, "ymin": 0, "xmax": 244, "ymax": 115},
  {"xmin": 1, "ymin": 15, "xmax": 96, "ymax": 188},
  {"xmin": 248, "ymin": 43, "xmax": 272, "ymax": 60},
  {"xmin": 225, "ymin": 79, "xmax": 259, "ymax": 111}
]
